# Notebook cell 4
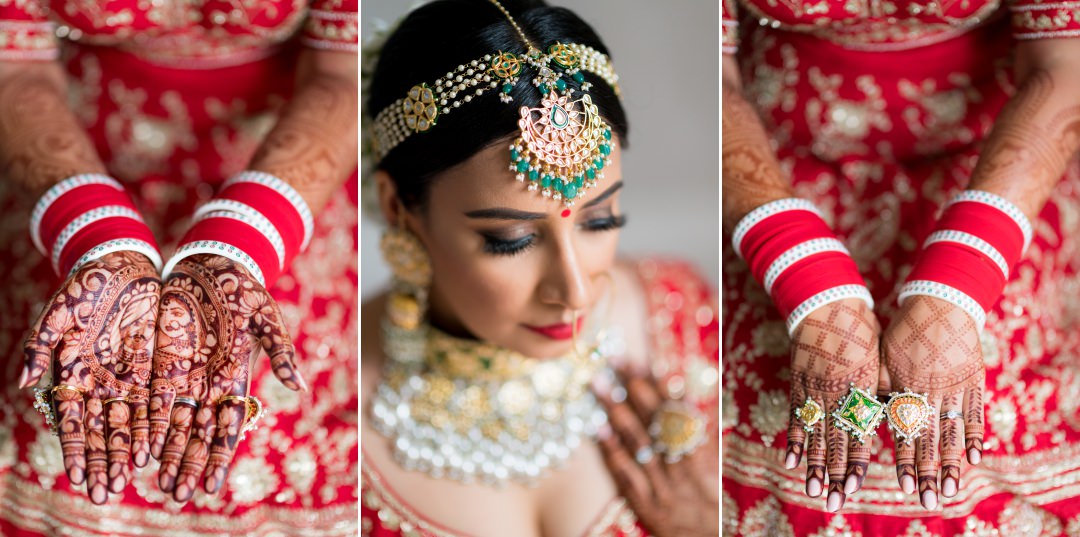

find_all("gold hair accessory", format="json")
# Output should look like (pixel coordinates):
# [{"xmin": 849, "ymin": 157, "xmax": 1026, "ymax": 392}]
[{"xmin": 371, "ymin": 0, "xmax": 621, "ymax": 211}]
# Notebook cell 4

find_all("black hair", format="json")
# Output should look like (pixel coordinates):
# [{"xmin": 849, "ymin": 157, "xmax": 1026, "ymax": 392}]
[{"xmin": 369, "ymin": 0, "xmax": 629, "ymax": 210}]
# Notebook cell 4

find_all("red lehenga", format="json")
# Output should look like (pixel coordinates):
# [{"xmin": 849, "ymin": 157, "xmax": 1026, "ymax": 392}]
[
  {"xmin": 723, "ymin": 1, "xmax": 1080, "ymax": 535},
  {"xmin": 0, "ymin": 2, "xmax": 358, "ymax": 535},
  {"xmin": 360, "ymin": 259, "xmax": 720, "ymax": 537}
]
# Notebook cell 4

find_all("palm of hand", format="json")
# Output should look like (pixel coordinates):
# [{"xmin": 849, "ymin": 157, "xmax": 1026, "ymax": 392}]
[
  {"xmin": 881, "ymin": 295, "xmax": 985, "ymax": 509},
  {"xmin": 23, "ymin": 251, "xmax": 160, "ymax": 504},
  {"xmin": 148, "ymin": 254, "xmax": 304, "ymax": 502},
  {"xmin": 786, "ymin": 298, "xmax": 880, "ymax": 511}
]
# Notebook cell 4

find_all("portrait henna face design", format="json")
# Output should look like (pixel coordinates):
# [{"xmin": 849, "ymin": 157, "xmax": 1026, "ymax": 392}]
[
  {"xmin": 21, "ymin": 251, "xmax": 160, "ymax": 505},
  {"xmin": 786, "ymin": 298, "xmax": 881, "ymax": 513},
  {"xmin": 149, "ymin": 254, "xmax": 306, "ymax": 503}
]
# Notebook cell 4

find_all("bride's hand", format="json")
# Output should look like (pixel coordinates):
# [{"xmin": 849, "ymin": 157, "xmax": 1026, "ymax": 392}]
[
  {"xmin": 22, "ymin": 251, "xmax": 160, "ymax": 504},
  {"xmin": 784, "ymin": 298, "xmax": 881, "ymax": 512},
  {"xmin": 592, "ymin": 367, "xmax": 718, "ymax": 537},
  {"xmin": 881, "ymin": 295, "xmax": 985, "ymax": 510},
  {"xmin": 148, "ymin": 254, "xmax": 306, "ymax": 502}
]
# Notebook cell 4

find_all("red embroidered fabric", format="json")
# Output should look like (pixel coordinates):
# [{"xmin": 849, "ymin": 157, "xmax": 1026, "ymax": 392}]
[
  {"xmin": 0, "ymin": 1, "xmax": 358, "ymax": 535},
  {"xmin": 724, "ymin": 5, "xmax": 1080, "ymax": 535},
  {"xmin": 360, "ymin": 259, "xmax": 720, "ymax": 537}
]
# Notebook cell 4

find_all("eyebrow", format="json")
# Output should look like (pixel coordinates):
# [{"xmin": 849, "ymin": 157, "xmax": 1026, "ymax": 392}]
[{"xmin": 464, "ymin": 181, "xmax": 625, "ymax": 220}]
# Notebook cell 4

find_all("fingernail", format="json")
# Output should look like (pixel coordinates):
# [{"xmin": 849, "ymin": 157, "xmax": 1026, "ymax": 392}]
[
  {"xmin": 174, "ymin": 483, "xmax": 192, "ymax": 502},
  {"xmin": 68, "ymin": 466, "xmax": 85, "ymax": 485},
  {"xmin": 159, "ymin": 473, "xmax": 175, "ymax": 493},
  {"xmin": 109, "ymin": 475, "xmax": 126, "ymax": 494},
  {"xmin": 90, "ymin": 483, "xmax": 107, "ymax": 505},
  {"xmin": 17, "ymin": 369, "xmax": 29, "ymax": 389},
  {"xmin": 922, "ymin": 490, "xmax": 938, "ymax": 510},
  {"xmin": 844, "ymin": 474, "xmax": 859, "ymax": 495},
  {"xmin": 590, "ymin": 375, "xmax": 612, "ymax": 396},
  {"xmin": 597, "ymin": 424, "xmax": 612, "ymax": 441},
  {"xmin": 826, "ymin": 490, "xmax": 844, "ymax": 512},
  {"xmin": 807, "ymin": 478, "xmax": 822, "ymax": 497},
  {"xmin": 901, "ymin": 475, "xmax": 915, "ymax": 494},
  {"xmin": 784, "ymin": 452, "xmax": 797, "ymax": 469},
  {"xmin": 134, "ymin": 451, "xmax": 148, "ymax": 468},
  {"xmin": 942, "ymin": 478, "xmax": 957, "ymax": 497},
  {"xmin": 296, "ymin": 373, "xmax": 309, "ymax": 393},
  {"xmin": 610, "ymin": 385, "xmax": 627, "ymax": 404},
  {"xmin": 968, "ymin": 448, "xmax": 982, "ymax": 465}
]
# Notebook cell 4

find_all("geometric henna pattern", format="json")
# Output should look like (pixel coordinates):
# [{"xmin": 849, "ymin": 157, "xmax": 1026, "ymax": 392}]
[
  {"xmin": 787, "ymin": 298, "xmax": 880, "ymax": 512},
  {"xmin": 882, "ymin": 294, "xmax": 985, "ymax": 510},
  {"xmin": 149, "ymin": 253, "xmax": 305, "ymax": 503},
  {"xmin": 21, "ymin": 250, "xmax": 160, "ymax": 505}
]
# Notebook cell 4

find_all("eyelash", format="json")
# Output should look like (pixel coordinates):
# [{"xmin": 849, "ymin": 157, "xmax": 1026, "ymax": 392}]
[{"xmin": 481, "ymin": 214, "xmax": 627, "ymax": 257}]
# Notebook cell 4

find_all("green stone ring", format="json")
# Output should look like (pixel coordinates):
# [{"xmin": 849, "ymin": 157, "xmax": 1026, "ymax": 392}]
[{"xmin": 831, "ymin": 383, "xmax": 885, "ymax": 444}]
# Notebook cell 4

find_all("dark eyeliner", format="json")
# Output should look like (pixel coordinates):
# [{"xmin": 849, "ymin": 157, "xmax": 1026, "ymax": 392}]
[
  {"xmin": 481, "ymin": 233, "xmax": 536, "ymax": 256},
  {"xmin": 583, "ymin": 214, "xmax": 627, "ymax": 232}
]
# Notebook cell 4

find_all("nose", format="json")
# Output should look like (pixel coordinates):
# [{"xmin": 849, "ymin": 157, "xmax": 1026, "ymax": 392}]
[{"xmin": 539, "ymin": 234, "xmax": 591, "ymax": 311}]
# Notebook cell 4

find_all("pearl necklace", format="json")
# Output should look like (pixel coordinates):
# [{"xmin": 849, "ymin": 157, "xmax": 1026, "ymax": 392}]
[{"xmin": 370, "ymin": 318, "xmax": 614, "ymax": 487}]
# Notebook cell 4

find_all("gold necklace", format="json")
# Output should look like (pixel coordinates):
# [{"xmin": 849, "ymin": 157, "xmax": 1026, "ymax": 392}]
[{"xmin": 371, "ymin": 320, "xmax": 611, "ymax": 487}]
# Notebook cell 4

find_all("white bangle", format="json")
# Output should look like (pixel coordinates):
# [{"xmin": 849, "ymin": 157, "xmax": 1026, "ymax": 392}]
[
  {"xmin": 50, "ymin": 205, "xmax": 145, "ymax": 273},
  {"xmin": 66, "ymin": 238, "xmax": 163, "ymax": 278},
  {"xmin": 162, "ymin": 240, "xmax": 265, "ymax": 287},
  {"xmin": 763, "ymin": 238, "xmax": 850, "ymax": 295},
  {"xmin": 30, "ymin": 174, "xmax": 124, "ymax": 255},
  {"xmin": 786, "ymin": 285, "xmax": 874, "ymax": 336},
  {"xmin": 946, "ymin": 190, "xmax": 1033, "ymax": 254},
  {"xmin": 222, "ymin": 171, "xmax": 315, "ymax": 251},
  {"xmin": 195, "ymin": 204, "xmax": 287, "ymax": 270},
  {"xmin": 924, "ymin": 230, "xmax": 1010, "ymax": 281},
  {"xmin": 898, "ymin": 280, "xmax": 986, "ymax": 333},
  {"xmin": 731, "ymin": 198, "xmax": 824, "ymax": 259}
]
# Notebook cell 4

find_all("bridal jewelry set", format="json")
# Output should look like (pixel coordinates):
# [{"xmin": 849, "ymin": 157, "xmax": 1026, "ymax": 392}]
[{"xmin": 369, "ymin": 0, "xmax": 708, "ymax": 487}]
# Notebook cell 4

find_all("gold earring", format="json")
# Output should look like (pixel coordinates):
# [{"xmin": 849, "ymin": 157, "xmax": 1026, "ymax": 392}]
[{"xmin": 380, "ymin": 221, "xmax": 431, "ymax": 330}]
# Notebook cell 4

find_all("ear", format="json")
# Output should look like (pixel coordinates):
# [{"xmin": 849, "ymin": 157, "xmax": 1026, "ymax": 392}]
[{"xmin": 375, "ymin": 170, "xmax": 404, "ymax": 226}]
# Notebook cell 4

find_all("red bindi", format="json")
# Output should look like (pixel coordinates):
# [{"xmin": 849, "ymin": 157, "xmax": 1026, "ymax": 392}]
[{"xmin": 561, "ymin": 209, "xmax": 571, "ymax": 218}]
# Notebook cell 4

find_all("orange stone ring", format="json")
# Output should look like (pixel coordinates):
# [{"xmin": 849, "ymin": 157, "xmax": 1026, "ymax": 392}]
[{"xmin": 884, "ymin": 389, "xmax": 934, "ymax": 445}]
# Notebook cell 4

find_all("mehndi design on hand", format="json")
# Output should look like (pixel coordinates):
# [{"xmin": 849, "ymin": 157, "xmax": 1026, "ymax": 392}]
[
  {"xmin": 882, "ymin": 295, "xmax": 985, "ymax": 510},
  {"xmin": 22, "ymin": 251, "xmax": 160, "ymax": 504},
  {"xmin": 149, "ymin": 254, "xmax": 306, "ymax": 503},
  {"xmin": 786, "ymin": 298, "xmax": 880, "ymax": 513}
]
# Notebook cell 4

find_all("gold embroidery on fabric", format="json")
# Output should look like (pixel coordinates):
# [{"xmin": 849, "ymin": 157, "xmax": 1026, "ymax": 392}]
[
  {"xmin": 900, "ymin": 519, "xmax": 940, "ymax": 537},
  {"xmin": 809, "ymin": 515, "xmax": 863, "ymax": 537},
  {"xmin": 738, "ymin": 496, "xmax": 796, "ymax": 537}
]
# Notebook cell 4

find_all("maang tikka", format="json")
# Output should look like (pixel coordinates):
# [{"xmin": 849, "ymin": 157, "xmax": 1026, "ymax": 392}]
[{"xmin": 371, "ymin": 0, "xmax": 621, "ymax": 212}]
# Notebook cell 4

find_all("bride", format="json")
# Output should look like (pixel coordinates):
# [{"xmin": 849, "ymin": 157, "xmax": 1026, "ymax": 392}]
[{"xmin": 360, "ymin": 0, "xmax": 719, "ymax": 535}]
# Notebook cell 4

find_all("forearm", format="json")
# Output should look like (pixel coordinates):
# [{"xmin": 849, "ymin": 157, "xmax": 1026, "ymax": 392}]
[
  {"xmin": 721, "ymin": 57, "xmax": 794, "ymax": 231},
  {"xmin": 968, "ymin": 52, "xmax": 1080, "ymax": 222},
  {"xmin": 247, "ymin": 50, "xmax": 358, "ymax": 216},
  {"xmin": 0, "ymin": 62, "xmax": 106, "ymax": 198}
]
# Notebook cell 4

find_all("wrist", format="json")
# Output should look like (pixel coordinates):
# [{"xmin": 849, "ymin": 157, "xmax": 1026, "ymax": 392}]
[{"xmin": 30, "ymin": 174, "xmax": 162, "ymax": 277}]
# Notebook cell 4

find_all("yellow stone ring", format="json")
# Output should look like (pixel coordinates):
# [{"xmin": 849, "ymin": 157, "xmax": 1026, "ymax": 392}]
[
  {"xmin": 218, "ymin": 395, "xmax": 266, "ymax": 441},
  {"xmin": 795, "ymin": 397, "xmax": 824, "ymax": 433},
  {"xmin": 885, "ymin": 389, "xmax": 934, "ymax": 445},
  {"xmin": 831, "ymin": 383, "xmax": 885, "ymax": 444},
  {"xmin": 649, "ymin": 401, "xmax": 707, "ymax": 464}
]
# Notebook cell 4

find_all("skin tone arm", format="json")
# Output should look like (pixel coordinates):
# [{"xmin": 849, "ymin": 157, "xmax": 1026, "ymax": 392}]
[
  {"xmin": 723, "ymin": 54, "xmax": 880, "ymax": 512},
  {"xmin": 881, "ymin": 38, "xmax": 1080, "ymax": 511},
  {"xmin": 0, "ymin": 61, "xmax": 107, "ymax": 197}
]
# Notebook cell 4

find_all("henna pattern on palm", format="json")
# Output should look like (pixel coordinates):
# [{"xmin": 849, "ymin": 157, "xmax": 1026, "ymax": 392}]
[
  {"xmin": 882, "ymin": 295, "xmax": 985, "ymax": 510},
  {"xmin": 22, "ymin": 251, "xmax": 160, "ymax": 504},
  {"xmin": 149, "ymin": 254, "xmax": 305, "ymax": 503},
  {"xmin": 786, "ymin": 298, "xmax": 880, "ymax": 512}
]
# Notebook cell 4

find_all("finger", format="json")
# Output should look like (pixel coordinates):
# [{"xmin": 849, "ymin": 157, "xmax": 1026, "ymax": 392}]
[
  {"xmin": 785, "ymin": 384, "xmax": 809, "ymax": 470},
  {"xmin": 174, "ymin": 404, "xmax": 216, "ymax": 502},
  {"xmin": 877, "ymin": 361, "xmax": 892, "ymax": 398},
  {"xmin": 84, "ymin": 398, "xmax": 109, "ymax": 505},
  {"xmin": 825, "ymin": 417, "xmax": 849, "ymax": 512},
  {"xmin": 203, "ymin": 397, "xmax": 247, "ymax": 494},
  {"xmin": 104, "ymin": 399, "xmax": 132, "ymax": 494},
  {"xmin": 915, "ymin": 399, "xmax": 942, "ymax": 510},
  {"xmin": 148, "ymin": 380, "xmax": 175, "ymax": 461},
  {"xmin": 601, "ymin": 392, "xmax": 669, "ymax": 499},
  {"xmin": 21, "ymin": 296, "xmax": 70, "ymax": 389},
  {"xmin": 844, "ymin": 433, "xmax": 871, "ymax": 495},
  {"xmin": 895, "ymin": 425, "xmax": 917, "ymax": 495},
  {"xmin": 964, "ymin": 383, "xmax": 985, "ymax": 465},
  {"xmin": 939, "ymin": 394, "xmax": 964, "ymax": 498},
  {"xmin": 157, "ymin": 402, "xmax": 195, "ymax": 493},
  {"xmin": 53, "ymin": 388, "xmax": 87, "ymax": 486},
  {"xmin": 804, "ymin": 411, "xmax": 826, "ymax": 498},
  {"xmin": 596, "ymin": 426, "xmax": 653, "ymax": 513},
  {"xmin": 253, "ymin": 295, "xmax": 307, "ymax": 392},
  {"xmin": 623, "ymin": 370, "xmax": 663, "ymax": 426},
  {"xmin": 130, "ymin": 395, "xmax": 151, "ymax": 468}
]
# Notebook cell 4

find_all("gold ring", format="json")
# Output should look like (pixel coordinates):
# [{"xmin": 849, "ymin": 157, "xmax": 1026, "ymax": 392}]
[
  {"xmin": 885, "ymin": 389, "xmax": 934, "ymax": 445},
  {"xmin": 102, "ymin": 396, "xmax": 128, "ymax": 405},
  {"xmin": 217, "ymin": 395, "xmax": 266, "ymax": 440},
  {"xmin": 831, "ymin": 383, "xmax": 885, "ymax": 445},
  {"xmin": 50, "ymin": 384, "xmax": 84, "ymax": 396},
  {"xmin": 648, "ymin": 401, "xmax": 707, "ymax": 463},
  {"xmin": 795, "ymin": 397, "xmax": 824, "ymax": 433}
]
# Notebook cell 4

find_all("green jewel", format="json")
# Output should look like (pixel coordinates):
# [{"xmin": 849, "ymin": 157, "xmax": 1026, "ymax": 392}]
[
  {"xmin": 502, "ymin": 83, "xmax": 513, "ymax": 95},
  {"xmin": 572, "ymin": 72, "xmax": 585, "ymax": 83},
  {"xmin": 516, "ymin": 160, "xmax": 529, "ymax": 173},
  {"xmin": 831, "ymin": 384, "xmax": 885, "ymax": 444},
  {"xmin": 585, "ymin": 168, "xmax": 595, "ymax": 180},
  {"xmin": 550, "ymin": 103, "xmax": 570, "ymax": 129},
  {"xmin": 595, "ymin": 158, "xmax": 604, "ymax": 170},
  {"xmin": 539, "ymin": 85, "xmax": 550, "ymax": 96},
  {"xmin": 541, "ymin": 176, "xmax": 553, "ymax": 188},
  {"xmin": 528, "ymin": 170, "xmax": 539, "ymax": 182},
  {"xmin": 564, "ymin": 184, "xmax": 578, "ymax": 199},
  {"xmin": 511, "ymin": 148, "xmax": 519, "ymax": 161},
  {"xmin": 555, "ymin": 78, "xmax": 567, "ymax": 92},
  {"xmin": 603, "ymin": 128, "xmax": 612, "ymax": 140}
]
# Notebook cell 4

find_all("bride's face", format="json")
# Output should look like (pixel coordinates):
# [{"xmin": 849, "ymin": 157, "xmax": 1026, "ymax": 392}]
[{"xmin": 414, "ymin": 139, "xmax": 624, "ymax": 358}]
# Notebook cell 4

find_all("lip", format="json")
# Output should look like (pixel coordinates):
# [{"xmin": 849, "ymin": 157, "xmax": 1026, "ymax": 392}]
[{"xmin": 523, "ymin": 316, "xmax": 585, "ymax": 341}]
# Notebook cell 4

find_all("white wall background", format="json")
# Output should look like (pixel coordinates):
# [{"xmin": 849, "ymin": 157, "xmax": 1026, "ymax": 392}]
[{"xmin": 360, "ymin": 1, "xmax": 719, "ymax": 300}]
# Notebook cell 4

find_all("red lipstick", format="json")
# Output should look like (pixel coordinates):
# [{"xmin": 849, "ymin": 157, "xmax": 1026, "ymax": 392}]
[{"xmin": 524, "ymin": 316, "xmax": 585, "ymax": 341}]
